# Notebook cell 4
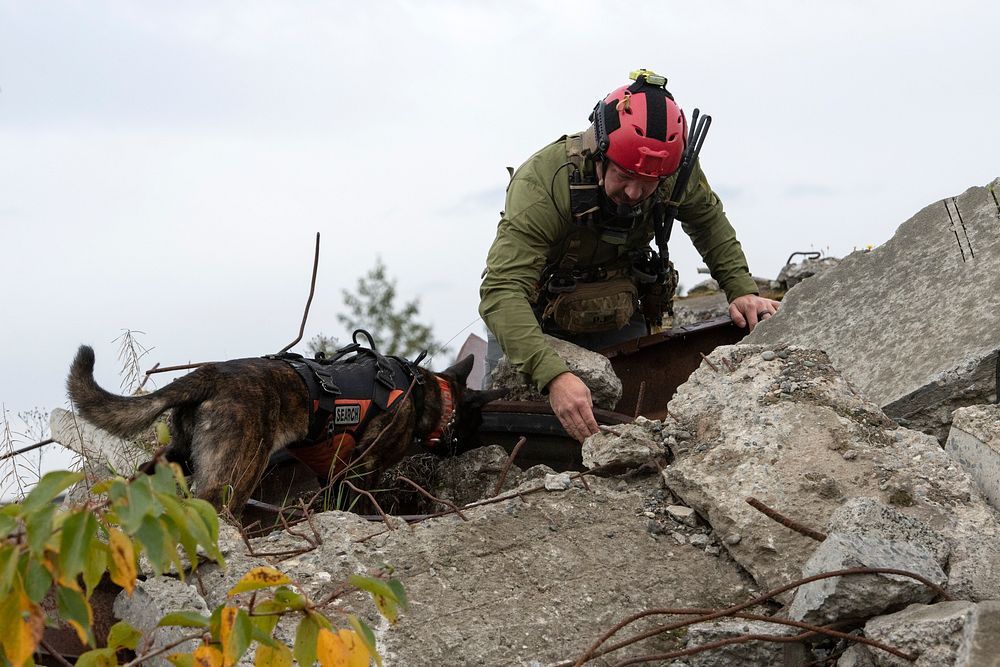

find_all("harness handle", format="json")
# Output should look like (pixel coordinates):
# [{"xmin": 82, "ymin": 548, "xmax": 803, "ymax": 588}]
[{"xmin": 352, "ymin": 329, "xmax": 379, "ymax": 351}]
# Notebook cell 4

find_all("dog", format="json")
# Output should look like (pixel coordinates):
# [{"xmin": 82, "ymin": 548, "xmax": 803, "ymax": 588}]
[{"xmin": 67, "ymin": 344, "xmax": 505, "ymax": 514}]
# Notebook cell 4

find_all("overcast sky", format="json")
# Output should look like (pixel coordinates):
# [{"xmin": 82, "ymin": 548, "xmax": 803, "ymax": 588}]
[{"xmin": 1, "ymin": 1, "xmax": 998, "ymax": 475}]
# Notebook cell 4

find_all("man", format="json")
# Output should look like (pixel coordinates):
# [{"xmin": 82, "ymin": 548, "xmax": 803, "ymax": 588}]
[{"xmin": 479, "ymin": 70, "xmax": 779, "ymax": 442}]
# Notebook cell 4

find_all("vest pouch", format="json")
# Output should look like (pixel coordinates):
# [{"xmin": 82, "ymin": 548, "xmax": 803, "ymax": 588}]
[{"xmin": 545, "ymin": 277, "xmax": 638, "ymax": 333}]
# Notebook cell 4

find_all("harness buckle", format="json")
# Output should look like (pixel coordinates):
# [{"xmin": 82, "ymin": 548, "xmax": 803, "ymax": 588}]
[{"xmin": 547, "ymin": 275, "xmax": 577, "ymax": 294}]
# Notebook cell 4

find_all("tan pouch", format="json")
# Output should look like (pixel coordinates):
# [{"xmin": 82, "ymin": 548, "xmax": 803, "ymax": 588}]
[{"xmin": 545, "ymin": 277, "xmax": 637, "ymax": 333}]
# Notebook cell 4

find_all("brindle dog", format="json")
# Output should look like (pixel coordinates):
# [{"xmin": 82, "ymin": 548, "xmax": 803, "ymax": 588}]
[{"xmin": 67, "ymin": 345, "xmax": 503, "ymax": 514}]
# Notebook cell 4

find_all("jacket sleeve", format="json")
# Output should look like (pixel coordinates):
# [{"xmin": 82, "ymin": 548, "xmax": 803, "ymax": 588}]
[
  {"xmin": 676, "ymin": 161, "xmax": 759, "ymax": 302},
  {"xmin": 479, "ymin": 177, "xmax": 570, "ymax": 392}
]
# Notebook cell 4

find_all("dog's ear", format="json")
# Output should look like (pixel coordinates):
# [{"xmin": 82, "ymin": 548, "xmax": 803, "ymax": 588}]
[
  {"xmin": 462, "ymin": 386, "xmax": 509, "ymax": 410},
  {"xmin": 441, "ymin": 354, "xmax": 476, "ymax": 385}
]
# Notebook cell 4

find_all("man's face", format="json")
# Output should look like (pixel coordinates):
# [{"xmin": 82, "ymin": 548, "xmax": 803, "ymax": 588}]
[{"xmin": 600, "ymin": 160, "xmax": 660, "ymax": 208}]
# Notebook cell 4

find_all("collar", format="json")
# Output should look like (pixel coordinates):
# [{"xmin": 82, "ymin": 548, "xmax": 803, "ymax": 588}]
[{"xmin": 424, "ymin": 376, "xmax": 456, "ymax": 447}]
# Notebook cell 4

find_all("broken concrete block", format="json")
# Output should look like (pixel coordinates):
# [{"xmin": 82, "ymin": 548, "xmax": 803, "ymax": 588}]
[
  {"xmin": 581, "ymin": 422, "xmax": 661, "ymax": 471},
  {"xmin": 837, "ymin": 644, "xmax": 876, "ymax": 667},
  {"xmin": 954, "ymin": 600, "xmax": 1000, "ymax": 667},
  {"xmin": 776, "ymin": 255, "xmax": 841, "ymax": 290},
  {"xmin": 50, "ymin": 407, "xmax": 151, "ymax": 477},
  {"xmin": 863, "ymin": 601, "xmax": 975, "ymax": 667},
  {"xmin": 946, "ymin": 404, "xmax": 1000, "ymax": 512},
  {"xmin": 666, "ymin": 505, "xmax": 698, "ymax": 527},
  {"xmin": 663, "ymin": 343, "xmax": 1000, "ymax": 601},
  {"xmin": 685, "ymin": 619, "xmax": 795, "ymax": 667},
  {"xmin": 827, "ymin": 497, "xmax": 950, "ymax": 568},
  {"xmin": 788, "ymin": 533, "xmax": 947, "ymax": 626},
  {"xmin": 491, "ymin": 334, "xmax": 622, "ymax": 409},
  {"xmin": 113, "ymin": 576, "xmax": 210, "ymax": 667},
  {"xmin": 544, "ymin": 472, "xmax": 572, "ymax": 490},
  {"xmin": 747, "ymin": 178, "xmax": 1000, "ymax": 442}
]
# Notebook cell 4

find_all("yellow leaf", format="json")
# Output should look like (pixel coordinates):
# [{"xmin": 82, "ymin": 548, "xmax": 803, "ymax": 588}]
[
  {"xmin": 316, "ymin": 629, "xmax": 370, "ymax": 667},
  {"xmin": 107, "ymin": 528, "xmax": 137, "ymax": 595},
  {"xmin": 220, "ymin": 607, "xmax": 238, "ymax": 666},
  {"xmin": 192, "ymin": 645, "xmax": 224, "ymax": 667},
  {"xmin": 336, "ymin": 629, "xmax": 371, "ymax": 667},
  {"xmin": 0, "ymin": 589, "xmax": 44, "ymax": 667},
  {"xmin": 227, "ymin": 566, "xmax": 292, "ymax": 597},
  {"xmin": 316, "ymin": 628, "xmax": 349, "ymax": 667},
  {"xmin": 156, "ymin": 421, "xmax": 172, "ymax": 445},
  {"xmin": 254, "ymin": 641, "xmax": 293, "ymax": 667}
]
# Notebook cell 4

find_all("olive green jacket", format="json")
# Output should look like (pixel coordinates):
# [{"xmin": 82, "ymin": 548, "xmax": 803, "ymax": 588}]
[{"xmin": 479, "ymin": 133, "xmax": 758, "ymax": 392}]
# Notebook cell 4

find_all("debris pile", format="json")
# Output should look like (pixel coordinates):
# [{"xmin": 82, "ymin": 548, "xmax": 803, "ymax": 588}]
[{"xmin": 45, "ymin": 178, "xmax": 1000, "ymax": 665}]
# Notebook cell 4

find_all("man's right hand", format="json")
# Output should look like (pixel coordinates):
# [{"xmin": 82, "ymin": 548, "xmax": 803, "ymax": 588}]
[{"xmin": 548, "ymin": 372, "xmax": 600, "ymax": 443}]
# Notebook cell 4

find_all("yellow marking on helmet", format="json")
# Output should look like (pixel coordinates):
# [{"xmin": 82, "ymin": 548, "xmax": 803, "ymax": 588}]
[{"xmin": 616, "ymin": 92, "xmax": 632, "ymax": 112}]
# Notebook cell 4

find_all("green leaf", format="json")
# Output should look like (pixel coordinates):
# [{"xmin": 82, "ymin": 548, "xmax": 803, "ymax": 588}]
[
  {"xmin": 19, "ymin": 471, "xmax": 83, "ymax": 513},
  {"xmin": 88, "ymin": 479, "xmax": 114, "ymax": 496},
  {"xmin": 106, "ymin": 620, "xmax": 142, "ymax": 651},
  {"xmin": 0, "ymin": 514, "xmax": 17, "ymax": 539},
  {"xmin": 157, "ymin": 492, "xmax": 198, "ymax": 563},
  {"xmin": 387, "ymin": 579, "xmax": 409, "ymax": 611},
  {"xmin": 134, "ymin": 515, "xmax": 169, "ymax": 574},
  {"xmin": 349, "ymin": 574, "xmax": 405, "ymax": 622},
  {"xmin": 75, "ymin": 648, "xmax": 117, "ymax": 667},
  {"xmin": 165, "ymin": 653, "xmax": 195, "ymax": 667},
  {"xmin": 82, "ymin": 536, "xmax": 108, "ymax": 596},
  {"xmin": 0, "ymin": 546, "xmax": 20, "ymax": 597},
  {"xmin": 348, "ymin": 615, "xmax": 381, "ymax": 667},
  {"xmin": 59, "ymin": 510, "xmax": 98, "ymax": 582},
  {"xmin": 22, "ymin": 556, "xmax": 53, "ymax": 604},
  {"xmin": 187, "ymin": 498, "xmax": 220, "ymax": 544},
  {"xmin": 184, "ymin": 500, "xmax": 224, "ymax": 565},
  {"xmin": 157, "ymin": 610, "xmax": 211, "ymax": 628},
  {"xmin": 57, "ymin": 584, "xmax": 95, "ymax": 646},
  {"xmin": 119, "ymin": 476, "xmax": 157, "ymax": 533},
  {"xmin": 293, "ymin": 614, "xmax": 320, "ymax": 667},
  {"xmin": 221, "ymin": 607, "xmax": 252, "ymax": 666},
  {"xmin": 108, "ymin": 479, "xmax": 128, "ymax": 503},
  {"xmin": 273, "ymin": 586, "xmax": 306, "ymax": 611},
  {"xmin": 25, "ymin": 504, "xmax": 56, "ymax": 557},
  {"xmin": 250, "ymin": 599, "xmax": 284, "ymax": 637},
  {"xmin": 250, "ymin": 623, "xmax": 279, "ymax": 650},
  {"xmin": 150, "ymin": 462, "xmax": 179, "ymax": 496}
]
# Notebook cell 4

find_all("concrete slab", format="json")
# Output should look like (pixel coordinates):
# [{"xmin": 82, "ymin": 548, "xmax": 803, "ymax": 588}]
[
  {"xmin": 946, "ymin": 404, "xmax": 1000, "ymax": 511},
  {"xmin": 748, "ymin": 178, "xmax": 1000, "ymax": 441}
]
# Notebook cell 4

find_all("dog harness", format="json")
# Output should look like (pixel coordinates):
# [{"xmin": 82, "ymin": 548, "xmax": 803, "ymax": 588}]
[{"xmin": 267, "ymin": 333, "xmax": 455, "ymax": 480}]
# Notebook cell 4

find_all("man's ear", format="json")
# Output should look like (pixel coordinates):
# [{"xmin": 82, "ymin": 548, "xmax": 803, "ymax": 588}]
[{"xmin": 442, "ymin": 354, "xmax": 476, "ymax": 385}]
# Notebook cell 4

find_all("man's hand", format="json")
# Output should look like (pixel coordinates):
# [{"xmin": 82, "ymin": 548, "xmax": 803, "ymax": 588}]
[
  {"xmin": 729, "ymin": 294, "xmax": 781, "ymax": 331},
  {"xmin": 547, "ymin": 372, "xmax": 600, "ymax": 443}
]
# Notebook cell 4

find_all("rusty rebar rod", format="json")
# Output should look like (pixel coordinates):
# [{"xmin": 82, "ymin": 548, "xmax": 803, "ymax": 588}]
[
  {"xmin": 570, "ymin": 566, "xmax": 947, "ymax": 666},
  {"xmin": 746, "ymin": 496, "xmax": 827, "ymax": 542},
  {"xmin": 344, "ymin": 479, "xmax": 395, "ymax": 530},
  {"xmin": 699, "ymin": 352, "xmax": 719, "ymax": 372},
  {"xmin": 277, "ymin": 231, "xmax": 321, "ymax": 355},
  {"xmin": 492, "ymin": 436, "xmax": 527, "ymax": 497},
  {"xmin": 0, "ymin": 438, "xmax": 54, "ymax": 461},
  {"xmin": 397, "ymin": 475, "xmax": 468, "ymax": 521},
  {"xmin": 634, "ymin": 381, "xmax": 647, "ymax": 418}
]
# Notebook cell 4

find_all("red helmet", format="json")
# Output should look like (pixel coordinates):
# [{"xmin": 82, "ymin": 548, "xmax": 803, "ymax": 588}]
[{"xmin": 591, "ymin": 75, "xmax": 687, "ymax": 178}]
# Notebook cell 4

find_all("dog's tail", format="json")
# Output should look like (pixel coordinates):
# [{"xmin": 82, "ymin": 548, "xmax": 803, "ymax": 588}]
[{"xmin": 67, "ymin": 345, "xmax": 211, "ymax": 437}]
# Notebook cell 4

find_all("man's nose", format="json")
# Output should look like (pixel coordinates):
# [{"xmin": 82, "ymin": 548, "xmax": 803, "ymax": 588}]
[{"xmin": 623, "ymin": 181, "xmax": 644, "ymax": 202}]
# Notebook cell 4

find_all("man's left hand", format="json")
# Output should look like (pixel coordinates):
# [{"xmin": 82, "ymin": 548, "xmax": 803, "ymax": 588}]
[{"xmin": 729, "ymin": 294, "xmax": 781, "ymax": 331}]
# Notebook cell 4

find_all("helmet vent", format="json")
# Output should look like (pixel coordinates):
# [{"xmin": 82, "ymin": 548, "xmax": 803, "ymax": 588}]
[{"xmin": 634, "ymin": 127, "xmax": 644, "ymax": 137}]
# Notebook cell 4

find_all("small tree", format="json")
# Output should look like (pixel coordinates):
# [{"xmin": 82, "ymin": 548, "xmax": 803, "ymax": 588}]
[{"xmin": 310, "ymin": 258, "xmax": 445, "ymax": 361}]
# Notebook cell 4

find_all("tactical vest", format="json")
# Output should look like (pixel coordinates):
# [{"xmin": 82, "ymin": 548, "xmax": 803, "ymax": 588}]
[
  {"xmin": 267, "ymin": 339, "xmax": 449, "ymax": 481},
  {"xmin": 535, "ymin": 133, "xmax": 678, "ymax": 333}
]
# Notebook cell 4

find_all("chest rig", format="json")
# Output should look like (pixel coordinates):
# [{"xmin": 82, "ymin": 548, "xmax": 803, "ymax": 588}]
[
  {"xmin": 267, "ymin": 331, "xmax": 453, "ymax": 481},
  {"xmin": 535, "ymin": 132, "xmax": 678, "ymax": 333}
]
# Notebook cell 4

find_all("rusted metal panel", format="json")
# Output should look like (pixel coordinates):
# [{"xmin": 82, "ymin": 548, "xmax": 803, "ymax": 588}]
[{"xmin": 601, "ymin": 316, "xmax": 747, "ymax": 419}]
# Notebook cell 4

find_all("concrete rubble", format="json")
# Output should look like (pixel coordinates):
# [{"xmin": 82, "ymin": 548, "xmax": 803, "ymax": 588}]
[
  {"xmin": 747, "ymin": 178, "xmax": 1000, "ymax": 442},
  {"xmin": 64, "ymin": 180, "xmax": 1000, "ymax": 664},
  {"xmin": 490, "ymin": 333, "xmax": 623, "ymax": 409},
  {"xmin": 945, "ymin": 403, "xmax": 1000, "ymax": 512}
]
